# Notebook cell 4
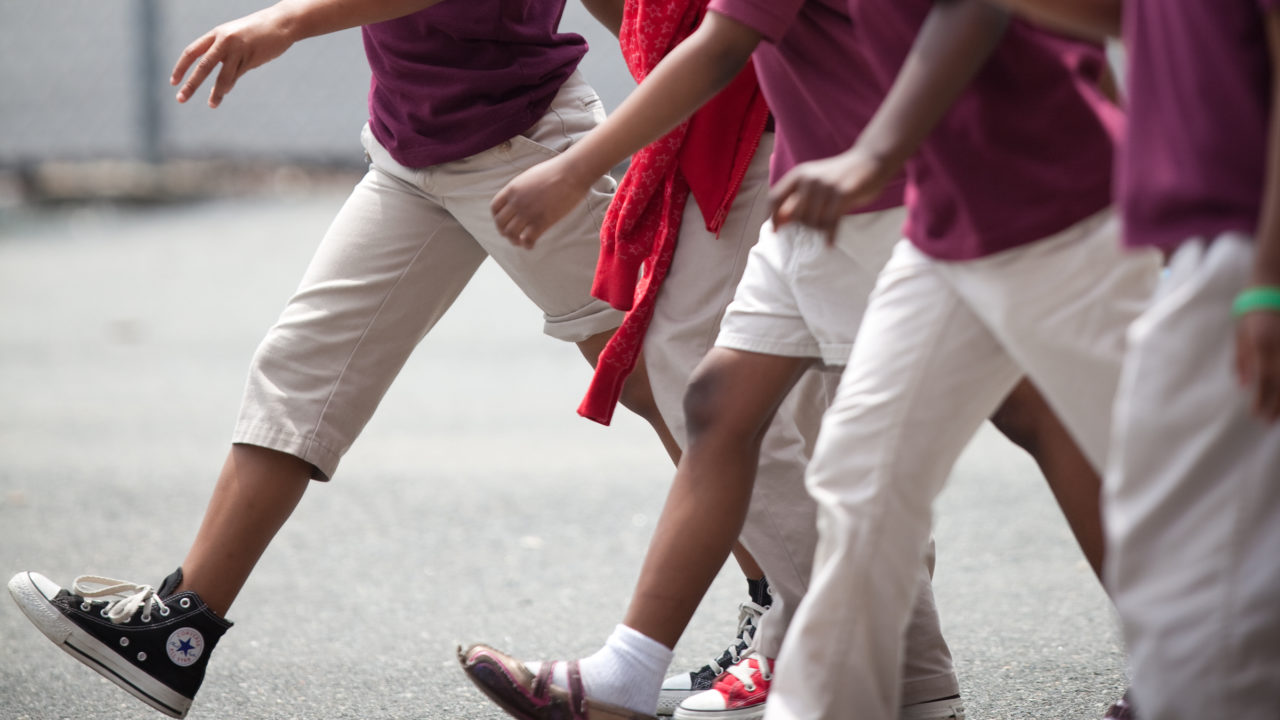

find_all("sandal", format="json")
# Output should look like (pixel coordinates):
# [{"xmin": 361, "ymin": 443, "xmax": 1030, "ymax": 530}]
[{"xmin": 458, "ymin": 643, "xmax": 657, "ymax": 720}]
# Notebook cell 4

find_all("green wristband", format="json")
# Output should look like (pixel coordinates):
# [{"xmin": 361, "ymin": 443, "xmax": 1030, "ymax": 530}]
[{"xmin": 1232, "ymin": 286, "xmax": 1280, "ymax": 318}]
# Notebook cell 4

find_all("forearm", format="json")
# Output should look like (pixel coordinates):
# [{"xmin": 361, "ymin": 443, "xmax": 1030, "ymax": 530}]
[
  {"xmin": 558, "ymin": 11, "xmax": 759, "ymax": 181},
  {"xmin": 172, "ymin": 0, "xmax": 449, "ymax": 107},
  {"xmin": 854, "ymin": 0, "xmax": 1010, "ymax": 172},
  {"xmin": 269, "ymin": 0, "xmax": 447, "ymax": 42},
  {"xmin": 1254, "ymin": 9, "xmax": 1280, "ymax": 286},
  {"xmin": 581, "ymin": 0, "xmax": 624, "ymax": 37},
  {"xmin": 984, "ymin": 0, "xmax": 1121, "ymax": 39}
]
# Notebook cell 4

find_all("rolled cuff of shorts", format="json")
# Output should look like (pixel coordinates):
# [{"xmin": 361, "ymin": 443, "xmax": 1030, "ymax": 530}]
[
  {"xmin": 714, "ymin": 331, "xmax": 850, "ymax": 367},
  {"xmin": 543, "ymin": 300, "xmax": 625, "ymax": 343},
  {"xmin": 232, "ymin": 421, "xmax": 342, "ymax": 482}
]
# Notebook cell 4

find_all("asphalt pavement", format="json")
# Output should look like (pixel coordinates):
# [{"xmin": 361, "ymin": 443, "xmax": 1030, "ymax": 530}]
[{"xmin": 0, "ymin": 189, "xmax": 1126, "ymax": 719}]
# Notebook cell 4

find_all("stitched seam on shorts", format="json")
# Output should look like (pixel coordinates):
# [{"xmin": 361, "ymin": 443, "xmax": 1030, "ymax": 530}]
[
  {"xmin": 817, "ymin": 343, "xmax": 855, "ymax": 367},
  {"xmin": 234, "ymin": 421, "xmax": 341, "ymax": 460},
  {"xmin": 698, "ymin": 165, "xmax": 772, "ymax": 355},
  {"xmin": 548, "ymin": 102, "xmax": 609, "ymax": 239},
  {"xmin": 309, "ymin": 224, "xmax": 453, "ymax": 453},
  {"xmin": 715, "ymin": 332, "xmax": 822, "ymax": 359},
  {"xmin": 233, "ymin": 422, "xmax": 342, "ymax": 479}
]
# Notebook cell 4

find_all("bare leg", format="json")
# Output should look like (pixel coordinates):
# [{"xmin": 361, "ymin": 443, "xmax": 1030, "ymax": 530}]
[
  {"xmin": 172, "ymin": 327, "xmax": 683, "ymax": 621},
  {"xmin": 622, "ymin": 348, "xmax": 812, "ymax": 648},
  {"xmin": 465, "ymin": 351, "xmax": 813, "ymax": 717},
  {"xmin": 577, "ymin": 329, "xmax": 683, "ymax": 463},
  {"xmin": 579, "ymin": 329, "xmax": 773, "ymax": 585},
  {"xmin": 989, "ymin": 378, "xmax": 1105, "ymax": 580},
  {"xmin": 176, "ymin": 445, "xmax": 312, "ymax": 617},
  {"xmin": 731, "ymin": 542, "xmax": 765, "ymax": 581}
]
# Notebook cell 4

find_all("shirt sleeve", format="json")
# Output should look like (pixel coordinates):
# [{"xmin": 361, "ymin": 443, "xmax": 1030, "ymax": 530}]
[{"xmin": 707, "ymin": 0, "xmax": 805, "ymax": 45}]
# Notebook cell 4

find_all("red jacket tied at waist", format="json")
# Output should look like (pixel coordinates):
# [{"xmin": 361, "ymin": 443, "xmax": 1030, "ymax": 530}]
[{"xmin": 579, "ymin": 0, "xmax": 769, "ymax": 425}]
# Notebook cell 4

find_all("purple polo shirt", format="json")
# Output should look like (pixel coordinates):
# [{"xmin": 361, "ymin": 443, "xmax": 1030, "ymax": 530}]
[
  {"xmin": 362, "ymin": 0, "xmax": 586, "ymax": 168},
  {"xmin": 706, "ymin": 0, "xmax": 905, "ymax": 213},
  {"xmin": 1119, "ymin": 0, "xmax": 1279, "ymax": 253},
  {"xmin": 847, "ymin": 0, "xmax": 1121, "ymax": 260}
]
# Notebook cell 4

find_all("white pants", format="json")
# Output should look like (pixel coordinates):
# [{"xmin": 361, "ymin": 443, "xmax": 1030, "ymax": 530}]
[
  {"xmin": 765, "ymin": 210, "xmax": 1161, "ymax": 720},
  {"xmin": 1105, "ymin": 234, "xmax": 1280, "ymax": 720},
  {"xmin": 649, "ymin": 179, "xmax": 958, "ymax": 702}
]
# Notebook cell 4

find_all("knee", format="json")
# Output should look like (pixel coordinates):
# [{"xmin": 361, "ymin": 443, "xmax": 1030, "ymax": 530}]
[{"xmin": 682, "ymin": 366, "xmax": 756, "ymax": 445}]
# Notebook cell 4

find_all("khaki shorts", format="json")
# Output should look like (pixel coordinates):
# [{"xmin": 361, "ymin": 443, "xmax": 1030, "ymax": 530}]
[
  {"xmin": 715, "ymin": 207, "xmax": 906, "ymax": 366},
  {"xmin": 233, "ymin": 72, "xmax": 623, "ymax": 480}
]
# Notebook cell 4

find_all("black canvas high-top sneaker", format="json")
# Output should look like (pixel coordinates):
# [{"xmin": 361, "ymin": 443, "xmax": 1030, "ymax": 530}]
[{"xmin": 8, "ymin": 568, "xmax": 231, "ymax": 718}]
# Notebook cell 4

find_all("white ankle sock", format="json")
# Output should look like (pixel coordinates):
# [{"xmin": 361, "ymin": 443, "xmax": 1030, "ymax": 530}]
[{"xmin": 527, "ymin": 624, "xmax": 673, "ymax": 715}]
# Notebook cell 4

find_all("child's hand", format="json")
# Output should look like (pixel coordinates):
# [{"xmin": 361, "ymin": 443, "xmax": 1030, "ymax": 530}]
[
  {"xmin": 1235, "ymin": 310, "xmax": 1280, "ymax": 422},
  {"xmin": 768, "ymin": 148, "xmax": 892, "ymax": 245},
  {"xmin": 491, "ymin": 156, "xmax": 596, "ymax": 249},
  {"xmin": 171, "ymin": 7, "xmax": 297, "ymax": 108}
]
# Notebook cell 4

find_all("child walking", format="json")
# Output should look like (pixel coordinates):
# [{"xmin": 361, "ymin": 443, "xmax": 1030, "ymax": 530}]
[
  {"xmin": 464, "ymin": 1, "xmax": 963, "ymax": 718},
  {"xmin": 756, "ymin": 2, "xmax": 1161, "ymax": 719},
  {"xmin": 557, "ymin": 1, "xmax": 836, "ymax": 713},
  {"xmin": 1105, "ymin": 3, "xmax": 1280, "ymax": 717},
  {"xmin": 5, "ymin": 0, "xmax": 683, "ymax": 717},
  {"xmin": 458, "ymin": 1, "xmax": 1128, "ymax": 719},
  {"xmin": 993, "ymin": 0, "xmax": 1280, "ymax": 717}
]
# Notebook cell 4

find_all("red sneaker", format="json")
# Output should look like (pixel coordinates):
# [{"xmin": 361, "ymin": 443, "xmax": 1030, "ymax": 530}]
[
  {"xmin": 672, "ymin": 654, "xmax": 772, "ymax": 720},
  {"xmin": 672, "ymin": 653, "xmax": 966, "ymax": 720}
]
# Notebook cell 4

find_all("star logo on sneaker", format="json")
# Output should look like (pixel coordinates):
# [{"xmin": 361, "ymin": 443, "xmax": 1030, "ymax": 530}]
[{"xmin": 166, "ymin": 627, "xmax": 205, "ymax": 667}]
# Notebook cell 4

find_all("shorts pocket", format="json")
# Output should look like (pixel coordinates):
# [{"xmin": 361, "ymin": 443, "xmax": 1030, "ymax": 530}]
[{"xmin": 517, "ymin": 89, "xmax": 605, "ymax": 156}]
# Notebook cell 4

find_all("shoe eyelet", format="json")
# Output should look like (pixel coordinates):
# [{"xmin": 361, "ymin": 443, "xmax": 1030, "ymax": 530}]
[
  {"xmin": 141, "ymin": 614, "xmax": 152, "ymax": 623},
  {"xmin": 119, "ymin": 637, "xmax": 130, "ymax": 647},
  {"xmin": 80, "ymin": 602, "xmax": 92, "ymax": 612},
  {"xmin": 744, "ymin": 683, "xmax": 756, "ymax": 692},
  {"xmin": 99, "ymin": 608, "xmax": 110, "ymax": 618},
  {"xmin": 137, "ymin": 651, "xmax": 147, "ymax": 662},
  {"xmin": 162, "ymin": 605, "xmax": 173, "ymax": 615},
  {"xmin": 178, "ymin": 598, "xmax": 190, "ymax": 609}
]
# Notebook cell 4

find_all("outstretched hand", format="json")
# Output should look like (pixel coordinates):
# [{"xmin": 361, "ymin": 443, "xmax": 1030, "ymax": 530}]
[
  {"xmin": 1235, "ymin": 310, "xmax": 1280, "ymax": 422},
  {"xmin": 491, "ymin": 155, "xmax": 596, "ymax": 249},
  {"xmin": 768, "ymin": 148, "xmax": 893, "ymax": 244},
  {"xmin": 171, "ymin": 7, "xmax": 297, "ymax": 108}
]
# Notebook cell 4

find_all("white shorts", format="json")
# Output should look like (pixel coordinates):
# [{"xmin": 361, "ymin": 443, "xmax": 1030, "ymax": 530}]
[
  {"xmin": 233, "ymin": 72, "xmax": 622, "ymax": 480},
  {"xmin": 715, "ymin": 207, "xmax": 906, "ymax": 366}
]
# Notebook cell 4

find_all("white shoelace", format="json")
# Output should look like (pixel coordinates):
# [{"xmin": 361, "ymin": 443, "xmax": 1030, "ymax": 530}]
[
  {"xmin": 736, "ymin": 600, "xmax": 766, "ymax": 634},
  {"xmin": 725, "ymin": 653, "xmax": 773, "ymax": 692},
  {"xmin": 72, "ymin": 576, "xmax": 170, "ymax": 625},
  {"xmin": 705, "ymin": 600, "xmax": 766, "ymax": 675}
]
